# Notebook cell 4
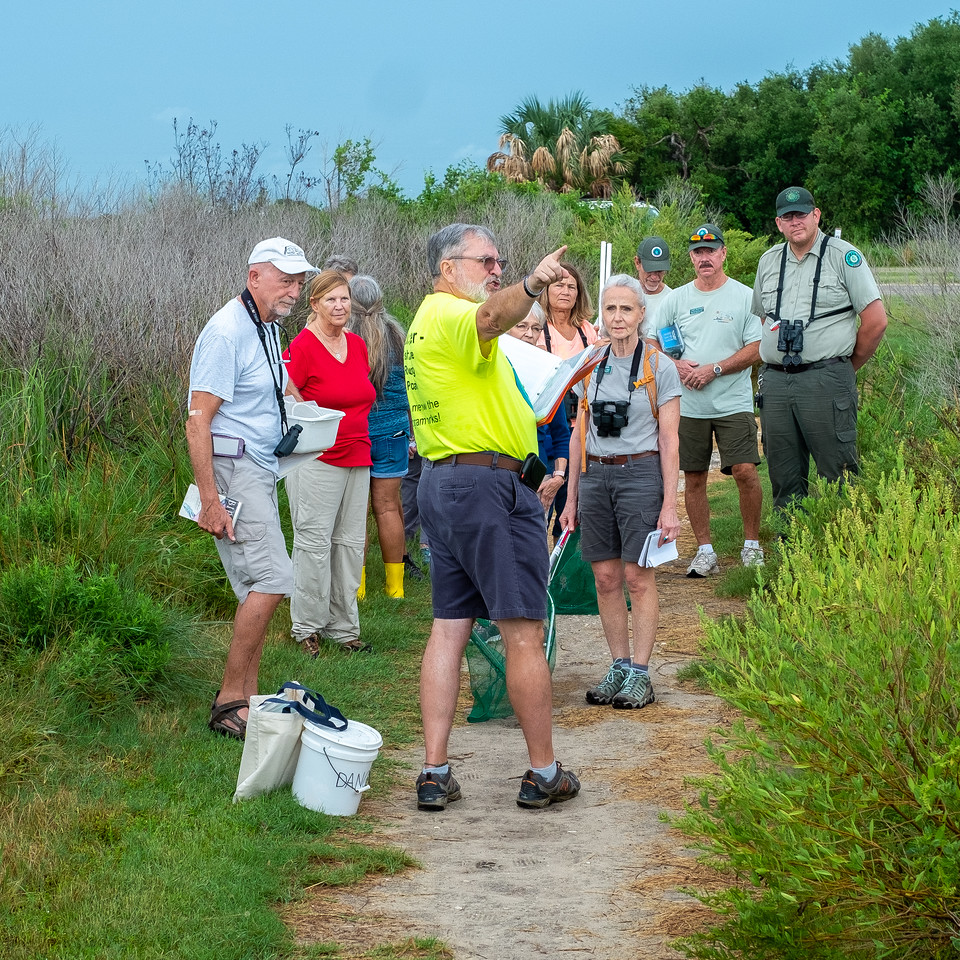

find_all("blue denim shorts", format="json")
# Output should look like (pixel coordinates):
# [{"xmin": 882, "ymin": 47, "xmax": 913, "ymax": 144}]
[{"xmin": 370, "ymin": 430, "xmax": 409, "ymax": 479}]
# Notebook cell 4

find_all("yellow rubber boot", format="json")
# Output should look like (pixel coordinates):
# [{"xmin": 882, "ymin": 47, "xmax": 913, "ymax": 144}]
[
  {"xmin": 357, "ymin": 567, "xmax": 366, "ymax": 602},
  {"xmin": 384, "ymin": 562, "xmax": 404, "ymax": 599}
]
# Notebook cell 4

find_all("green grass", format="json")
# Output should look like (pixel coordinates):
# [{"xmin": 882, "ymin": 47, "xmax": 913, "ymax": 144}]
[
  {"xmin": 0, "ymin": 573, "xmax": 433, "ymax": 960},
  {"xmin": 0, "ymin": 357, "xmax": 437, "ymax": 960}
]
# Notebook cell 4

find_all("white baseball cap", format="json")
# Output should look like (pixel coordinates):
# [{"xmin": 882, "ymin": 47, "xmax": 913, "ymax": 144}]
[{"xmin": 248, "ymin": 237, "xmax": 317, "ymax": 274}]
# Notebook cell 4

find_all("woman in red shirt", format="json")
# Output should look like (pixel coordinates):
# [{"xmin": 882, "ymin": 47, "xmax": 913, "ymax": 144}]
[{"xmin": 284, "ymin": 271, "xmax": 375, "ymax": 655}]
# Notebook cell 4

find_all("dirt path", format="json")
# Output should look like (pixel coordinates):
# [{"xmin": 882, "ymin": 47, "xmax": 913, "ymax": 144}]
[{"xmin": 288, "ymin": 489, "xmax": 744, "ymax": 959}]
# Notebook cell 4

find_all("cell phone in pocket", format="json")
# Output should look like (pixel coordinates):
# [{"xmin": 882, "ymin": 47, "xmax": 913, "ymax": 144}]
[
  {"xmin": 212, "ymin": 434, "xmax": 245, "ymax": 458},
  {"xmin": 519, "ymin": 452, "xmax": 547, "ymax": 491}
]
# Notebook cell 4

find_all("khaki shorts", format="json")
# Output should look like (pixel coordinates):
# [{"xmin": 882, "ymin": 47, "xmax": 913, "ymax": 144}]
[
  {"xmin": 679, "ymin": 412, "xmax": 759, "ymax": 475},
  {"xmin": 212, "ymin": 454, "xmax": 293, "ymax": 603}
]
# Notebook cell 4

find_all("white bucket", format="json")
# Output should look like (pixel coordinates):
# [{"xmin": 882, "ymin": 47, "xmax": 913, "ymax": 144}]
[
  {"xmin": 292, "ymin": 717, "xmax": 383, "ymax": 816},
  {"xmin": 288, "ymin": 402, "xmax": 345, "ymax": 454}
]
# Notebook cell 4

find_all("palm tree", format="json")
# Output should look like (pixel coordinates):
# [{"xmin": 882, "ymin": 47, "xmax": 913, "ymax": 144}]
[{"xmin": 487, "ymin": 93, "xmax": 628, "ymax": 198}]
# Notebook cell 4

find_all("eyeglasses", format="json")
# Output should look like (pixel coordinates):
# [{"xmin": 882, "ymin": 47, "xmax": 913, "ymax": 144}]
[
  {"xmin": 689, "ymin": 232, "xmax": 720, "ymax": 243},
  {"xmin": 449, "ymin": 256, "xmax": 507, "ymax": 272},
  {"xmin": 778, "ymin": 211, "xmax": 812, "ymax": 222}
]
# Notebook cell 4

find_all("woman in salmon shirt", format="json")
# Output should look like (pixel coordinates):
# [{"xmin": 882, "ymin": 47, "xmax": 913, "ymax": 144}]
[
  {"xmin": 284, "ymin": 270, "xmax": 375, "ymax": 655},
  {"xmin": 536, "ymin": 262, "xmax": 598, "ymax": 535},
  {"xmin": 536, "ymin": 262, "xmax": 598, "ymax": 359}
]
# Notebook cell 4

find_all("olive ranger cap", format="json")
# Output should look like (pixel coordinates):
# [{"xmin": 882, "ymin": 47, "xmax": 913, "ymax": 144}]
[
  {"xmin": 688, "ymin": 224, "xmax": 725, "ymax": 251},
  {"xmin": 637, "ymin": 236, "xmax": 671, "ymax": 271},
  {"xmin": 776, "ymin": 186, "xmax": 816, "ymax": 217}
]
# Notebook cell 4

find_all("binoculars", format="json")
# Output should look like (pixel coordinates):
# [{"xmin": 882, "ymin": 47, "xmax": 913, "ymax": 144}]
[
  {"xmin": 273, "ymin": 424, "xmax": 303, "ymax": 457},
  {"xmin": 591, "ymin": 400, "xmax": 630, "ymax": 437},
  {"xmin": 777, "ymin": 320, "xmax": 805, "ymax": 363}
]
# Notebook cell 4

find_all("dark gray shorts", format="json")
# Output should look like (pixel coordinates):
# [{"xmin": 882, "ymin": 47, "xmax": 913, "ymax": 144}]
[
  {"xmin": 578, "ymin": 456, "xmax": 663, "ymax": 564},
  {"xmin": 419, "ymin": 461, "xmax": 548, "ymax": 621},
  {"xmin": 679, "ymin": 412, "xmax": 760, "ymax": 474}
]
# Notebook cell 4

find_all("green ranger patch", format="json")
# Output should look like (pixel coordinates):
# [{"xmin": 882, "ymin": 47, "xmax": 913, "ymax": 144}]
[
  {"xmin": 786, "ymin": 189, "xmax": 800, "ymax": 202},
  {"xmin": 845, "ymin": 250, "xmax": 863, "ymax": 268}
]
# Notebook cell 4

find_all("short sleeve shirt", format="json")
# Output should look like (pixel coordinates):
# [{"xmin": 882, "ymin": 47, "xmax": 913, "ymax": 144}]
[
  {"xmin": 639, "ymin": 283, "xmax": 673, "ymax": 340},
  {"xmin": 655, "ymin": 278, "xmax": 761, "ymax": 418},
  {"xmin": 405, "ymin": 292, "xmax": 538, "ymax": 461},
  {"xmin": 752, "ymin": 230, "xmax": 882, "ymax": 363},
  {"xmin": 188, "ymin": 297, "xmax": 286, "ymax": 474},
  {"xmin": 284, "ymin": 329, "xmax": 375, "ymax": 467},
  {"xmin": 536, "ymin": 319, "xmax": 599, "ymax": 359},
  {"xmin": 573, "ymin": 344, "xmax": 681, "ymax": 456}
]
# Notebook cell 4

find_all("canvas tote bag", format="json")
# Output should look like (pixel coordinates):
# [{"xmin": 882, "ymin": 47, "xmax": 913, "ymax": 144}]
[{"xmin": 234, "ymin": 681, "xmax": 347, "ymax": 801}]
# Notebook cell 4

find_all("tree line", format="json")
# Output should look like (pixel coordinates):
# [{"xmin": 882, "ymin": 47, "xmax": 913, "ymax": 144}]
[{"xmin": 491, "ymin": 14, "xmax": 960, "ymax": 240}]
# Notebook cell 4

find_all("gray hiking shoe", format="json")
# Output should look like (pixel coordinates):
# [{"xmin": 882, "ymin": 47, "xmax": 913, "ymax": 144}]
[
  {"xmin": 612, "ymin": 670, "xmax": 656, "ymax": 710},
  {"xmin": 686, "ymin": 550, "xmax": 719, "ymax": 578},
  {"xmin": 586, "ymin": 661, "xmax": 630, "ymax": 705},
  {"xmin": 741, "ymin": 545, "xmax": 765, "ymax": 567},
  {"xmin": 517, "ymin": 763, "xmax": 581, "ymax": 809},
  {"xmin": 416, "ymin": 768, "xmax": 461, "ymax": 811}
]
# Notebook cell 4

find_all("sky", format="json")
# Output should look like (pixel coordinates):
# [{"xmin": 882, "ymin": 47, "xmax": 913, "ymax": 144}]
[{"xmin": 4, "ymin": 1, "xmax": 955, "ymax": 201}]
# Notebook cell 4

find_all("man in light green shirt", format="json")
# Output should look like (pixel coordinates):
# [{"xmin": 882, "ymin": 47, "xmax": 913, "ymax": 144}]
[{"xmin": 656, "ymin": 224, "xmax": 764, "ymax": 575}]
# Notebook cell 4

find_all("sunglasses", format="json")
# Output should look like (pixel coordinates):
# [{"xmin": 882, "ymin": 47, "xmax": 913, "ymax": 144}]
[
  {"xmin": 449, "ymin": 256, "xmax": 507, "ymax": 272},
  {"xmin": 689, "ymin": 232, "xmax": 720, "ymax": 243}
]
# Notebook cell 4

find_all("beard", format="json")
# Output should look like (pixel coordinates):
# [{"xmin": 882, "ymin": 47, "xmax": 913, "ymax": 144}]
[{"xmin": 454, "ymin": 265, "xmax": 495, "ymax": 303}]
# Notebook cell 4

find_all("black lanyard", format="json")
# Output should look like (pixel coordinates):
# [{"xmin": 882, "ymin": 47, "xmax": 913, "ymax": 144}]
[
  {"xmin": 771, "ymin": 234, "xmax": 850, "ymax": 328},
  {"xmin": 239, "ymin": 288, "xmax": 289, "ymax": 434},
  {"xmin": 592, "ymin": 339, "xmax": 645, "ymax": 405},
  {"xmin": 543, "ymin": 322, "xmax": 588, "ymax": 354}
]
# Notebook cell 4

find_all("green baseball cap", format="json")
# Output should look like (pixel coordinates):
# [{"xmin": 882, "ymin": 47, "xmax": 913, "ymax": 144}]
[
  {"xmin": 776, "ymin": 186, "xmax": 815, "ymax": 217},
  {"xmin": 688, "ymin": 224, "xmax": 725, "ymax": 251},
  {"xmin": 636, "ymin": 236, "xmax": 671, "ymax": 271}
]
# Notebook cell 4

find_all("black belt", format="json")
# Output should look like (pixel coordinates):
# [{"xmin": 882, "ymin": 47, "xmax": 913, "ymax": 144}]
[
  {"xmin": 587, "ymin": 452, "xmax": 658, "ymax": 465},
  {"xmin": 430, "ymin": 452, "xmax": 522, "ymax": 473},
  {"xmin": 764, "ymin": 356, "xmax": 849, "ymax": 374}
]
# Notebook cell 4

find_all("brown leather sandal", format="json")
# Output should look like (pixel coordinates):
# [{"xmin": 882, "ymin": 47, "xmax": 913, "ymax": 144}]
[
  {"xmin": 208, "ymin": 696, "xmax": 248, "ymax": 740},
  {"xmin": 300, "ymin": 633, "xmax": 321, "ymax": 659},
  {"xmin": 338, "ymin": 638, "xmax": 371, "ymax": 654}
]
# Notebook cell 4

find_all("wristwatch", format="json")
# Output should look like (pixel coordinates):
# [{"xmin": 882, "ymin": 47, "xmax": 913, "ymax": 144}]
[{"xmin": 713, "ymin": 363, "xmax": 723, "ymax": 377}]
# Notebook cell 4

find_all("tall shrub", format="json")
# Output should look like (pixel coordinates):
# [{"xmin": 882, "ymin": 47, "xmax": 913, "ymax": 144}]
[{"xmin": 674, "ymin": 468, "xmax": 960, "ymax": 958}]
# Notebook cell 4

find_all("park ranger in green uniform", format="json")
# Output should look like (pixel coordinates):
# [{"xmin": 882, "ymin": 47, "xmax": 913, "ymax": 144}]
[{"xmin": 752, "ymin": 187, "xmax": 888, "ymax": 511}]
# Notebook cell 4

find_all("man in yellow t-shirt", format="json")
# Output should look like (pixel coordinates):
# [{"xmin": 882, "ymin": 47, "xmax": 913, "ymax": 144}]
[{"xmin": 405, "ymin": 223, "xmax": 582, "ymax": 812}]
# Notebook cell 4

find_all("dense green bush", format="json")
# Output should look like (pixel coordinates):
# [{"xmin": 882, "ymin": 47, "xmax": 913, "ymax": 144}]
[
  {"xmin": 0, "ymin": 558, "xmax": 188, "ymax": 708},
  {"xmin": 674, "ymin": 469, "xmax": 960, "ymax": 958}
]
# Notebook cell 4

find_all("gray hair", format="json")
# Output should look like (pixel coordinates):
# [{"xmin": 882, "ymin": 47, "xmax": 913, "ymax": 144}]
[
  {"xmin": 427, "ymin": 223, "xmax": 497, "ymax": 278},
  {"xmin": 527, "ymin": 302, "xmax": 546, "ymax": 323},
  {"xmin": 601, "ymin": 273, "xmax": 646, "ymax": 309},
  {"xmin": 323, "ymin": 254, "xmax": 359, "ymax": 275},
  {"xmin": 347, "ymin": 274, "xmax": 406, "ymax": 396}
]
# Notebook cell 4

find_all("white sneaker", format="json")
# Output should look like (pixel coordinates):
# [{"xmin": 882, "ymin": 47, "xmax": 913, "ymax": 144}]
[
  {"xmin": 686, "ymin": 550, "xmax": 719, "ymax": 578},
  {"xmin": 741, "ymin": 545, "xmax": 765, "ymax": 567}
]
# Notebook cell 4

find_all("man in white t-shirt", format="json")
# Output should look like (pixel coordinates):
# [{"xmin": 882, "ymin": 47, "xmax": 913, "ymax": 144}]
[
  {"xmin": 635, "ymin": 236, "xmax": 673, "ymax": 341},
  {"xmin": 655, "ymin": 225, "xmax": 764, "ymax": 575},
  {"xmin": 186, "ymin": 237, "xmax": 316, "ymax": 740}
]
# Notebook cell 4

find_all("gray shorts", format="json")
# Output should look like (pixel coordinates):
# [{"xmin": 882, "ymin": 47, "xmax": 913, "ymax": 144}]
[
  {"xmin": 578, "ymin": 456, "xmax": 663, "ymax": 564},
  {"xmin": 419, "ymin": 461, "xmax": 548, "ymax": 621},
  {"xmin": 212, "ymin": 454, "xmax": 293, "ymax": 603},
  {"xmin": 679, "ymin": 412, "xmax": 760, "ymax": 474}
]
